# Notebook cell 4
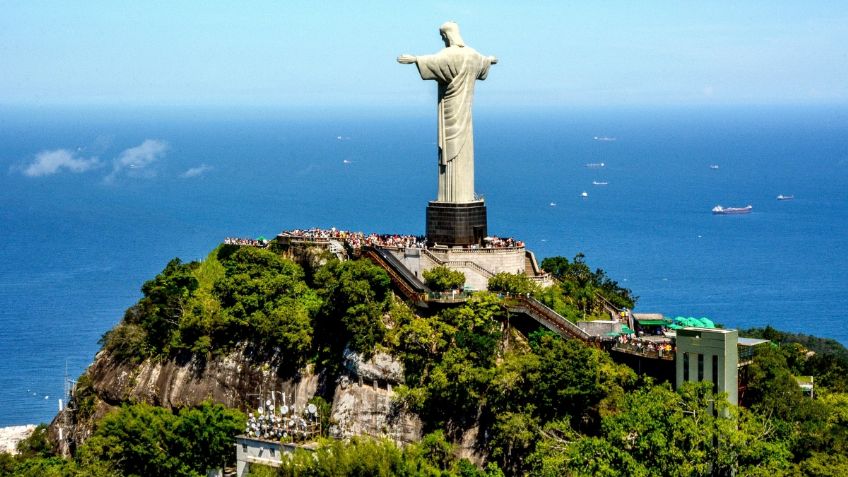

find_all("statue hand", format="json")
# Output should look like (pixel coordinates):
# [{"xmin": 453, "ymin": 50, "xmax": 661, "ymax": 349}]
[
  {"xmin": 397, "ymin": 54, "xmax": 417, "ymax": 64},
  {"xmin": 489, "ymin": 56, "xmax": 499, "ymax": 65}
]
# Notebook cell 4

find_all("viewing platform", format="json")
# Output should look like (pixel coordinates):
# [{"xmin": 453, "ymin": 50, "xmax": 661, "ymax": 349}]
[{"xmin": 611, "ymin": 337, "xmax": 675, "ymax": 361}]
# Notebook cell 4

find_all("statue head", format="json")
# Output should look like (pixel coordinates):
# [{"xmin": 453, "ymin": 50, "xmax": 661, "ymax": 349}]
[{"xmin": 439, "ymin": 21, "xmax": 465, "ymax": 48}]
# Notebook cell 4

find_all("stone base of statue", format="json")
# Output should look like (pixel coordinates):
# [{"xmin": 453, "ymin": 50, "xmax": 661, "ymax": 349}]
[{"xmin": 426, "ymin": 200, "xmax": 487, "ymax": 246}]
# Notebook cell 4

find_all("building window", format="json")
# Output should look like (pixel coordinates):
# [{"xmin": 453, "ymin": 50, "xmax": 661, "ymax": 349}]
[
  {"xmin": 242, "ymin": 444, "xmax": 247, "ymax": 453},
  {"xmin": 698, "ymin": 354, "xmax": 704, "ymax": 381},
  {"xmin": 270, "ymin": 448, "xmax": 275, "ymax": 457},
  {"xmin": 712, "ymin": 355, "xmax": 719, "ymax": 393},
  {"xmin": 683, "ymin": 353, "xmax": 690, "ymax": 381}
]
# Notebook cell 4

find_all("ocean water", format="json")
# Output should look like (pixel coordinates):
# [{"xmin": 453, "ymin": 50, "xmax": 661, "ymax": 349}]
[{"xmin": 1, "ymin": 105, "xmax": 846, "ymax": 426}]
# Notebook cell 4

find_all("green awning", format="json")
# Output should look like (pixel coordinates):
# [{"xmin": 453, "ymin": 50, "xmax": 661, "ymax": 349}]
[
  {"xmin": 621, "ymin": 325, "xmax": 635, "ymax": 334},
  {"xmin": 672, "ymin": 316, "xmax": 716, "ymax": 328},
  {"xmin": 699, "ymin": 317, "xmax": 715, "ymax": 328},
  {"xmin": 636, "ymin": 319, "xmax": 667, "ymax": 326}
]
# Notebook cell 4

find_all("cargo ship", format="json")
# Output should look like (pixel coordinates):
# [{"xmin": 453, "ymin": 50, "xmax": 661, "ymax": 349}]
[{"xmin": 712, "ymin": 205, "xmax": 752, "ymax": 215}]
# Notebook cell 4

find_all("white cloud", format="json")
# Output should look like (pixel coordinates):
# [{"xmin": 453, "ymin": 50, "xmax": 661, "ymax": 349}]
[
  {"xmin": 21, "ymin": 149, "xmax": 100, "ymax": 177},
  {"xmin": 105, "ymin": 139, "xmax": 168, "ymax": 182},
  {"xmin": 180, "ymin": 164, "xmax": 212, "ymax": 178}
]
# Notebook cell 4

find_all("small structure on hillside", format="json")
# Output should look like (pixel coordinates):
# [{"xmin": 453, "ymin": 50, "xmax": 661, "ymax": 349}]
[
  {"xmin": 676, "ymin": 328, "xmax": 739, "ymax": 406},
  {"xmin": 235, "ymin": 436, "xmax": 316, "ymax": 477}
]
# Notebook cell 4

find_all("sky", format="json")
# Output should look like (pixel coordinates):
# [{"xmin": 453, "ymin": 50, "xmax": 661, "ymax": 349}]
[{"xmin": 2, "ymin": 1, "xmax": 847, "ymax": 108}]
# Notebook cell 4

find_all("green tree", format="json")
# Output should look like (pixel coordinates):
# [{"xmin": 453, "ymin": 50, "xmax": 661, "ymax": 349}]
[
  {"xmin": 78, "ymin": 402, "xmax": 244, "ymax": 477},
  {"xmin": 275, "ymin": 435, "xmax": 501, "ymax": 477},
  {"xmin": 115, "ymin": 258, "xmax": 199, "ymax": 356},
  {"xmin": 14, "ymin": 424, "xmax": 52, "ymax": 460},
  {"xmin": 137, "ymin": 258, "xmax": 199, "ymax": 353},
  {"xmin": 568, "ymin": 382, "xmax": 794, "ymax": 477},
  {"xmin": 743, "ymin": 345, "xmax": 804, "ymax": 420},
  {"xmin": 487, "ymin": 272, "xmax": 537, "ymax": 295},
  {"xmin": 541, "ymin": 254, "xmax": 636, "ymax": 310},
  {"xmin": 78, "ymin": 403, "xmax": 188, "ymax": 477},
  {"xmin": 175, "ymin": 401, "xmax": 246, "ymax": 473},
  {"xmin": 423, "ymin": 266, "xmax": 466, "ymax": 292},
  {"xmin": 797, "ymin": 452, "xmax": 848, "ymax": 477},
  {"xmin": 99, "ymin": 322, "xmax": 149, "ymax": 364},
  {"xmin": 393, "ymin": 295, "xmax": 504, "ymax": 431},
  {"xmin": 212, "ymin": 247, "xmax": 319, "ymax": 364},
  {"xmin": 313, "ymin": 259, "xmax": 391, "ymax": 358}
]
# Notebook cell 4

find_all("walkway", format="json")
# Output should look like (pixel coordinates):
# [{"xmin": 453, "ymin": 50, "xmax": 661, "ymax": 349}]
[
  {"xmin": 505, "ymin": 295, "xmax": 596, "ymax": 344},
  {"xmin": 362, "ymin": 247, "xmax": 429, "ymax": 306},
  {"xmin": 362, "ymin": 247, "xmax": 613, "ymax": 345}
]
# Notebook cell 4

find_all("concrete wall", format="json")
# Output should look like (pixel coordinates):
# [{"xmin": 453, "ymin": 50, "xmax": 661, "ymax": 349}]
[
  {"xmin": 430, "ymin": 247, "xmax": 526, "ymax": 276},
  {"xmin": 675, "ymin": 328, "xmax": 738, "ymax": 406},
  {"xmin": 577, "ymin": 320, "xmax": 622, "ymax": 337},
  {"xmin": 392, "ymin": 248, "xmax": 425, "ymax": 281},
  {"xmin": 235, "ymin": 437, "xmax": 315, "ymax": 477},
  {"xmin": 387, "ymin": 247, "xmax": 525, "ymax": 291},
  {"xmin": 235, "ymin": 437, "xmax": 283, "ymax": 477}
]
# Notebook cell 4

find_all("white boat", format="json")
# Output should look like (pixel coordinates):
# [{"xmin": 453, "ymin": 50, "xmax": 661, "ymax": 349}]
[
  {"xmin": 592, "ymin": 181, "xmax": 608, "ymax": 185},
  {"xmin": 709, "ymin": 164, "xmax": 720, "ymax": 170},
  {"xmin": 549, "ymin": 202, "xmax": 557, "ymax": 207},
  {"xmin": 712, "ymin": 205, "xmax": 752, "ymax": 215},
  {"xmin": 585, "ymin": 162, "xmax": 605, "ymax": 168},
  {"xmin": 581, "ymin": 191, "xmax": 589, "ymax": 198},
  {"xmin": 593, "ymin": 136, "xmax": 617, "ymax": 142},
  {"xmin": 777, "ymin": 194, "xmax": 794, "ymax": 201}
]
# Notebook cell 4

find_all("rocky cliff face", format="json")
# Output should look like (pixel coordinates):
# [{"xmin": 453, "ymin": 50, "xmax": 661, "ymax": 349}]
[{"xmin": 49, "ymin": 346, "xmax": 423, "ymax": 456}]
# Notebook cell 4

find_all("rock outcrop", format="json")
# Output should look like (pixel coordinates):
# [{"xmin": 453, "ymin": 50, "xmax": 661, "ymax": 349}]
[{"xmin": 50, "ymin": 345, "xmax": 422, "ymax": 456}]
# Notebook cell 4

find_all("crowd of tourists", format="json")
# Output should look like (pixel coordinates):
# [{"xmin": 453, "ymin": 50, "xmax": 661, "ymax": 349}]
[
  {"xmin": 482, "ymin": 236, "xmax": 524, "ymax": 248},
  {"xmin": 616, "ymin": 334, "xmax": 675, "ymax": 357},
  {"xmin": 224, "ymin": 237, "xmax": 268, "ymax": 247},
  {"xmin": 280, "ymin": 228, "xmax": 427, "ymax": 249},
  {"xmin": 278, "ymin": 227, "xmax": 524, "ymax": 250}
]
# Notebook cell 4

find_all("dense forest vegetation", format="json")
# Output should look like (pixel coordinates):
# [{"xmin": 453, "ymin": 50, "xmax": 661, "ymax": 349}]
[{"xmin": 2, "ymin": 245, "xmax": 847, "ymax": 476}]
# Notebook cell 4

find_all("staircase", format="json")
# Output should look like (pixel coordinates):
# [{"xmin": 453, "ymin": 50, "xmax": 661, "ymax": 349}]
[
  {"xmin": 507, "ymin": 295, "xmax": 595, "ymax": 344},
  {"xmin": 362, "ymin": 247, "xmax": 428, "ymax": 306}
]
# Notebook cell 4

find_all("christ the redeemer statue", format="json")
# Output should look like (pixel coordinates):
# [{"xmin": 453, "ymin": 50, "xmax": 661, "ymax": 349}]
[{"xmin": 398, "ymin": 22, "xmax": 497, "ymax": 204}]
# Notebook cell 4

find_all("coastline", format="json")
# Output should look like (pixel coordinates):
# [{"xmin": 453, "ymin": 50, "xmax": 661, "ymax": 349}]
[{"xmin": 0, "ymin": 425, "xmax": 35, "ymax": 455}]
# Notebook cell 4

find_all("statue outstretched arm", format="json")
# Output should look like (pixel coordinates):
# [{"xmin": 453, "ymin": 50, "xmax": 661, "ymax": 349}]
[
  {"xmin": 397, "ymin": 54, "xmax": 417, "ymax": 64},
  {"xmin": 489, "ymin": 56, "xmax": 498, "ymax": 64}
]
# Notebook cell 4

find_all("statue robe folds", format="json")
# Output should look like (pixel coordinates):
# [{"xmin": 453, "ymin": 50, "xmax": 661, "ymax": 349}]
[{"xmin": 416, "ymin": 46, "xmax": 493, "ymax": 203}]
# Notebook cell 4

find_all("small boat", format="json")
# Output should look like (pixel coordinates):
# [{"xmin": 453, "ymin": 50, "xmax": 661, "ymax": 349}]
[
  {"xmin": 585, "ymin": 162, "xmax": 605, "ymax": 168},
  {"xmin": 592, "ymin": 181, "xmax": 608, "ymax": 185},
  {"xmin": 549, "ymin": 202, "xmax": 557, "ymax": 207},
  {"xmin": 712, "ymin": 205, "xmax": 752, "ymax": 215},
  {"xmin": 593, "ymin": 136, "xmax": 617, "ymax": 142},
  {"xmin": 777, "ymin": 194, "xmax": 794, "ymax": 201},
  {"xmin": 709, "ymin": 164, "xmax": 720, "ymax": 170},
  {"xmin": 581, "ymin": 191, "xmax": 589, "ymax": 198}
]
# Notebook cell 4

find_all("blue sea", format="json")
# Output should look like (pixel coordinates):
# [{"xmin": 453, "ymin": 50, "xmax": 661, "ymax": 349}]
[{"xmin": 1, "ymin": 105, "xmax": 847, "ymax": 426}]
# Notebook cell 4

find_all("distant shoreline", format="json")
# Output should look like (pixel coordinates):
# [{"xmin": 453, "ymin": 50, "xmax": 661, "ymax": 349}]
[{"xmin": 0, "ymin": 424, "xmax": 36, "ymax": 455}]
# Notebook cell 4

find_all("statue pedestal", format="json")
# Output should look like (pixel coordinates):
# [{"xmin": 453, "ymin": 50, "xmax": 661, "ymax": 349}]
[{"xmin": 426, "ymin": 200, "xmax": 487, "ymax": 246}]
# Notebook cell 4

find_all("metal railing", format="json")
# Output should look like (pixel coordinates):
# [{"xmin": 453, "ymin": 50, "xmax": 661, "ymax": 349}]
[
  {"xmin": 363, "ymin": 248, "xmax": 426, "ymax": 305},
  {"xmin": 507, "ymin": 295, "xmax": 594, "ymax": 343},
  {"xmin": 611, "ymin": 341, "xmax": 675, "ymax": 361}
]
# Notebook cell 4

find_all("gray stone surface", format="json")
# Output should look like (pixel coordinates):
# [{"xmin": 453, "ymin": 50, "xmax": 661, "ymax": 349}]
[
  {"xmin": 343, "ymin": 347, "xmax": 405, "ymax": 384},
  {"xmin": 0, "ymin": 425, "xmax": 35, "ymax": 455},
  {"xmin": 577, "ymin": 320, "xmax": 623, "ymax": 337},
  {"xmin": 399, "ymin": 22, "xmax": 497, "ymax": 204}
]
